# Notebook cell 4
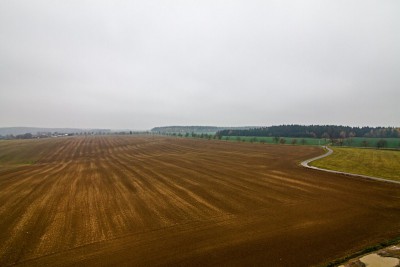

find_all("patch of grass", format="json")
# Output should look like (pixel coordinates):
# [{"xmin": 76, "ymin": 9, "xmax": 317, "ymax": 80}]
[{"xmin": 311, "ymin": 147, "xmax": 400, "ymax": 181}]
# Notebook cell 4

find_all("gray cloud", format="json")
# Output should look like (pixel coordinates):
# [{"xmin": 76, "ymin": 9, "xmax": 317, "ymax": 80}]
[{"xmin": 1, "ymin": 1, "xmax": 399, "ymax": 129}]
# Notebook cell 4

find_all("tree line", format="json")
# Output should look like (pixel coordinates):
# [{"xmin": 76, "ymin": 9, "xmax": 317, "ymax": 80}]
[
  {"xmin": 151, "ymin": 126, "xmax": 253, "ymax": 134},
  {"xmin": 217, "ymin": 125, "xmax": 400, "ymax": 139}
]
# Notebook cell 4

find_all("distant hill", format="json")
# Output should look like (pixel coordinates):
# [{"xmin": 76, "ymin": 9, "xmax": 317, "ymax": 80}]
[
  {"xmin": 151, "ymin": 126, "xmax": 254, "ymax": 134},
  {"xmin": 0, "ymin": 127, "xmax": 111, "ymax": 136}
]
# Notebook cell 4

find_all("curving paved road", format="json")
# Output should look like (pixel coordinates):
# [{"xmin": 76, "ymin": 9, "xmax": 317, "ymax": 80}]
[{"xmin": 301, "ymin": 146, "xmax": 400, "ymax": 185}]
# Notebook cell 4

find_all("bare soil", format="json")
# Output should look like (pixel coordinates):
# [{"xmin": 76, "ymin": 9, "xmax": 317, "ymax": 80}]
[{"xmin": 1, "ymin": 136, "xmax": 400, "ymax": 266}]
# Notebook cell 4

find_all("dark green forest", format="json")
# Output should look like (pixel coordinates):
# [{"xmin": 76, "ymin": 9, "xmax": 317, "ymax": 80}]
[{"xmin": 217, "ymin": 125, "xmax": 400, "ymax": 139}]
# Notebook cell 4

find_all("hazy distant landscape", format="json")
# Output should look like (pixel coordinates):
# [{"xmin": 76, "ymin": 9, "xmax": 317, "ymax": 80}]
[
  {"xmin": 3, "ymin": 125, "xmax": 399, "ymax": 150},
  {"xmin": 1, "ymin": 1, "xmax": 399, "ymax": 266}
]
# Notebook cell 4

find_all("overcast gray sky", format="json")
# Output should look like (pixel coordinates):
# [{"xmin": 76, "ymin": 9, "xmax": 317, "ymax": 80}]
[{"xmin": 1, "ymin": 1, "xmax": 399, "ymax": 130}]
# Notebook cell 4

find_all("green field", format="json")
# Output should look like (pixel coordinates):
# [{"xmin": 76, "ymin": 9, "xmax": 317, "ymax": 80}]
[
  {"xmin": 221, "ymin": 136, "xmax": 329, "ymax": 145},
  {"xmin": 342, "ymin": 137, "xmax": 400, "ymax": 148},
  {"xmin": 221, "ymin": 136, "xmax": 400, "ymax": 149},
  {"xmin": 310, "ymin": 147, "xmax": 400, "ymax": 181}
]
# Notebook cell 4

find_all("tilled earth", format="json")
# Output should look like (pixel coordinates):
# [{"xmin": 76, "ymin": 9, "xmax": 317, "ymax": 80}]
[{"xmin": 0, "ymin": 136, "xmax": 399, "ymax": 266}]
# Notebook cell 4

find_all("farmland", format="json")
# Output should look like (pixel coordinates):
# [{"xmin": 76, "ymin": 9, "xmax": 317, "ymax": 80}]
[
  {"xmin": 1, "ymin": 136, "xmax": 400, "ymax": 266},
  {"xmin": 310, "ymin": 147, "xmax": 400, "ymax": 182}
]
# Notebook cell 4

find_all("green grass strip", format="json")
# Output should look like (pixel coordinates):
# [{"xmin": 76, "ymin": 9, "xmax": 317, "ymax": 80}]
[{"xmin": 310, "ymin": 147, "xmax": 400, "ymax": 182}]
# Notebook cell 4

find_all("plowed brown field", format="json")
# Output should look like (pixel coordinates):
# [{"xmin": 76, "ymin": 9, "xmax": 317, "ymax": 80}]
[{"xmin": 1, "ymin": 136, "xmax": 400, "ymax": 266}]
